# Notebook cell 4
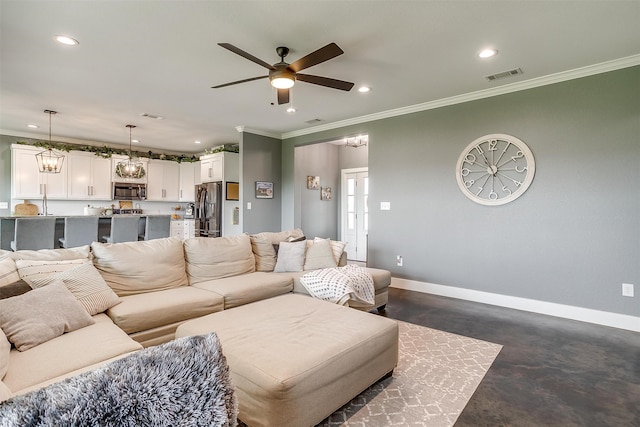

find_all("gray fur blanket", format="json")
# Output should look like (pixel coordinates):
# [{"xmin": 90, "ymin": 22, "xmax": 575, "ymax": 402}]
[{"xmin": 0, "ymin": 333, "xmax": 237, "ymax": 427}]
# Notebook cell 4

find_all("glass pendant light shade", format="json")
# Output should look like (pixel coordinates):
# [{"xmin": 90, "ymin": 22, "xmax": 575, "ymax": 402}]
[
  {"xmin": 36, "ymin": 110, "xmax": 65, "ymax": 174},
  {"xmin": 116, "ymin": 124, "xmax": 145, "ymax": 179}
]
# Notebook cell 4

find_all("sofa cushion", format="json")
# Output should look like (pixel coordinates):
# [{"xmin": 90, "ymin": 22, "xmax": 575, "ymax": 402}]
[
  {"xmin": 6, "ymin": 246, "xmax": 90, "ymax": 261},
  {"xmin": 26, "ymin": 261, "xmax": 121, "ymax": 315},
  {"xmin": 191, "ymin": 272, "xmax": 293, "ymax": 309},
  {"xmin": 250, "ymin": 229, "xmax": 304, "ymax": 272},
  {"xmin": 0, "ymin": 280, "xmax": 95, "ymax": 351},
  {"xmin": 105, "ymin": 287, "xmax": 224, "ymax": 335},
  {"xmin": 184, "ymin": 234, "xmax": 255, "ymax": 284},
  {"xmin": 273, "ymin": 241, "xmax": 307, "ymax": 273},
  {"xmin": 91, "ymin": 238, "xmax": 188, "ymax": 297},
  {"xmin": 2, "ymin": 314, "xmax": 142, "ymax": 394},
  {"xmin": 303, "ymin": 238, "xmax": 337, "ymax": 270},
  {"xmin": 0, "ymin": 258, "xmax": 19, "ymax": 287}
]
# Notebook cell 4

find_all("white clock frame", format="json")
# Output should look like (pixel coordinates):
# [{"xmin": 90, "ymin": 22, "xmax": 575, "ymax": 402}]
[{"xmin": 455, "ymin": 133, "xmax": 535, "ymax": 206}]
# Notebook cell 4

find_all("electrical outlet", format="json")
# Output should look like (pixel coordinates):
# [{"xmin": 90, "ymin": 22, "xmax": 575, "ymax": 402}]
[
  {"xmin": 0, "ymin": 202, "xmax": 8, "ymax": 209},
  {"xmin": 622, "ymin": 283, "xmax": 634, "ymax": 297},
  {"xmin": 380, "ymin": 202, "xmax": 391, "ymax": 211},
  {"xmin": 396, "ymin": 255, "xmax": 403, "ymax": 267}
]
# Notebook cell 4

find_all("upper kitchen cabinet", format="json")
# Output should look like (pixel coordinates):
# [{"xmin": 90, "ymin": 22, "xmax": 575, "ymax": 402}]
[
  {"xmin": 11, "ymin": 144, "xmax": 67, "ymax": 200},
  {"xmin": 146, "ymin": 159, "xmax": 180, "ymax": 201},
  {"xmin": 66, "ymin": 151, "xmax": 112, "ymax": 200},
  {"xmin": 200, "ymin": 152, "xmax": 238, "ymax": 183},
  {"xmin": 179, "ymin": 162, "xmax": 198, "ymax": 202}
]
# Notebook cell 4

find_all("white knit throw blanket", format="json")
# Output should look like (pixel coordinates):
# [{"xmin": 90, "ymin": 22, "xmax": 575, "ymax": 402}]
[{"xmin": 300, "ymin": 264, "xmax": 375, "ymax": 306}]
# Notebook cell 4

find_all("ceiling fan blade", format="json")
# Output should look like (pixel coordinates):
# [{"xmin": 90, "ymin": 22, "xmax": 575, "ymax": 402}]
[
  {"xmin": 211, "ymin": 75, "xmax": 268, "ymax": 89},
  {"xmin": 288, "ymin": 43, "xmax": 344, "ymax": 73},
  {"xmin": 277, "ymin": 88, "xmax": 290, "ymax": 105},
  {"xmin": 296, "ymin": 74, "xmax": 354, "ymax": 91},
  {"xmin": 218, "ymin": 43, "xmax": 275, "ymax": 70}
]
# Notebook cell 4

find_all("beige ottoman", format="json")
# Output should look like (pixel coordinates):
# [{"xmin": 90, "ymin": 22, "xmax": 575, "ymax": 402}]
[{"xmin": 175, "ymin": 293, "xmax": 398, "ymax": 427}]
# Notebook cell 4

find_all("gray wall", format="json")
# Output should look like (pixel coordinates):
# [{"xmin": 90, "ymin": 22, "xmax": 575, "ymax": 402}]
[
  {"xmin": 294, "ymin": 143, "xmax": 340, "ymax": 239},
  {"xmin": 240, "ymin": 131, "xmax": 282, "ymax": 234},
  {"xmin": 283, "ymin": 66, "xmax": 640, "ymax": 318},
  {"xmin": 339, "ymin": 142, "xmax": 368, "ymax": 171}
]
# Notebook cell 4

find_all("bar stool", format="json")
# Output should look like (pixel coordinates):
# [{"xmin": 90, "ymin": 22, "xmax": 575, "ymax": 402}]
[
  {"xmin": 10, "ymin": 217, "xmax": 56, "ymax": 251},
  {"xmin": 102, "ymin": 216, "xmax": 140, "ymax": 244},
  {"xmin": 139, "ymin": 215, "xmax": 171, "ymax": 241},
  {"xmin": 59, "ymin": 216, "xmax": 99, "ymax": 248}
]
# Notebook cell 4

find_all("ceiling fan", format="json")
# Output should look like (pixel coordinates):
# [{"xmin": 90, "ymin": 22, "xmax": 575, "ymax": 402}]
[{"xmin": 212, "ymin": 42, "xmax": 355, "ymax": 105}]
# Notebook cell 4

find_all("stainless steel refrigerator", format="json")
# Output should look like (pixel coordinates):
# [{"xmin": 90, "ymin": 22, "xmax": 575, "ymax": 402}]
[{"xmin": 194, "ymin": 182, "xmax": 222, "ymax": 237}]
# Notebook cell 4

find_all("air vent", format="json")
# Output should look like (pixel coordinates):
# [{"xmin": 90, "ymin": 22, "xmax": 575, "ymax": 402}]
[
  {"xmin": 140, "ymin": 113, "xmax": 164, "ymax": 120},
  {"xmin": 485, "ymin": 68, "xmax": 523, "ymax": 81},
  {"xmin": 305, "ymin": 118, "xmax": 323, "ymax": 124}
]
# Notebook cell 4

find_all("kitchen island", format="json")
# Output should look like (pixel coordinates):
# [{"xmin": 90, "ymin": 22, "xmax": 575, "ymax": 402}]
[{"xmin": 0, "ymin": 215, "xmax": 190, "ymax": 251}]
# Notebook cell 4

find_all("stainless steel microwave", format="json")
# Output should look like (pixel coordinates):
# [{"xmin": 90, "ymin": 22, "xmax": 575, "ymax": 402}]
[{"xmin": 112, "ymin": 182, "xmax": 147, "ymax": 200}]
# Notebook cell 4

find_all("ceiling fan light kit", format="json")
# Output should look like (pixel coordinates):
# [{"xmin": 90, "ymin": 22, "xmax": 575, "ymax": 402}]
[{"xmin": 213, "ymin": 42, "xmax": 354, "ymax": 105}]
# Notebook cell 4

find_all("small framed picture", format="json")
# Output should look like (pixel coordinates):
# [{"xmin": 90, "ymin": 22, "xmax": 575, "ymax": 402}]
[
  {"xmin": 255, "ymin": 181, "xmax": 273, "ymax": 199},
  {"xmin": 321, "ymin": 187, "xmax": 332, "ymax": 201},
  {"xmin": 307, "ymin": 176, "xmax": 320, "ymax": 189}
]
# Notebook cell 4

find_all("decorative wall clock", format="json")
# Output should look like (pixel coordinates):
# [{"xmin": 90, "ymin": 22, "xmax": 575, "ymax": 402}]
[{"xmin": 455, "ymin": 134, "xmax": 535, "ymax": 206}]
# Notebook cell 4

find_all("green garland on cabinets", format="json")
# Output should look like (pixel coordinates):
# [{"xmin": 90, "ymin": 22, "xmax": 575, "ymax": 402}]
[{"xmin": 14, "ymin": 140, "xmax": 221, "ymax": 163}]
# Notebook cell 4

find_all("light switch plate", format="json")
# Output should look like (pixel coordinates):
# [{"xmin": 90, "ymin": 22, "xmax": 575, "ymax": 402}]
[{"xmin": 0, "ymin": 202, "xmax": 8, "ymax": 209}]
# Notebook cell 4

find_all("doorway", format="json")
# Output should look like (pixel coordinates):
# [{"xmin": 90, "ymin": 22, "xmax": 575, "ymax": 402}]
[{"xmin": 341, "ymin": 167, "xmax": 368, "ymax": 262}]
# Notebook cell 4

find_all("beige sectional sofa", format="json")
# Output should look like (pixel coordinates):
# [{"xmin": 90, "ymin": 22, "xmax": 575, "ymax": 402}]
[{"xmin": 0, "ymin": 229, "xmax": 391, "ymax": 404}]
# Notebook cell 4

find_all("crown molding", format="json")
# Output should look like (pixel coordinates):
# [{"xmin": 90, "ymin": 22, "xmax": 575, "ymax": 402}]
[
  {"xmin": 235, "ymin": 125, "xmax": 281, "ymax": 139},
  {"xmin": 281, "ymin": 54, "xmax": 640, "ymax": 140}
]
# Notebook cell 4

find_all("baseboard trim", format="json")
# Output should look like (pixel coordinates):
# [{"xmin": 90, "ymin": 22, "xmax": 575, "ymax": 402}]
[{"xmin": 391, "ymin": 278, "xmax": 640, "ymax": 332}]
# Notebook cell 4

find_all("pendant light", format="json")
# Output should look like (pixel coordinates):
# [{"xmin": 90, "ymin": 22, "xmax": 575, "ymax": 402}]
[
  {"xmin": 35, "ymin": 110, "xmax": 65, "ymax": 173},
  {"xmin": 116, "ymin": 124, "xmax": 145, "ymax": 179}
]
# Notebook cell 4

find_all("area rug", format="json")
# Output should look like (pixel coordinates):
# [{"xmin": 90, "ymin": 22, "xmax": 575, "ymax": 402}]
[{"xmin": 316, "ymin": 321, "xmax": 502, "ymax": 426}]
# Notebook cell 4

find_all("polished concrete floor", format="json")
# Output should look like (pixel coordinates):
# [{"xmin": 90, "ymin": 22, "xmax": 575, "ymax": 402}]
[{"xmin": 380, "ymin": 287, "xmax": 640, "ymax": 426}]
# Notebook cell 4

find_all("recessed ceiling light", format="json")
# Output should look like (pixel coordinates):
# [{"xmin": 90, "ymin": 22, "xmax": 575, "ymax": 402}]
[
  {"xmin": 286, "ymin": 107, "xmax": 296, "ymax": 113},
  {"xmin": 27, "ymin": 124, "xmax": 39, "ymax": 129},
  {"xmin": 358, "ymin": 86, "xmax": 371, "ymax": 93},
  {"xmin": 478, "ymin": 49, "xmax": 498, "ymax": 59},
  {"xmin": 55, "ymin": 35, "xmax": 79, "ymax": 46},
  {"xmin": 132, "ymin": 139, "xmax": 139, "ymax": 143},
  {"xmin": 194, "ymin": 140, "xmax": 201, "ymax": 144}
]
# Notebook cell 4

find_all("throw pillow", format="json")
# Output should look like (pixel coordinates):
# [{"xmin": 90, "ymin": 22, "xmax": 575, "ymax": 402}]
[
  {"xmin": 304, "ymin": 238, "xmax": 337, "ymax": 270},
  {"xmin": 273, "ymin": 241, "xmax": 307, "ymax": 272},
  {"xmin": 273, "ymin": 235, "xmax": 306, "ymax": 256},
  {"xmin": 1, "ymin": 328, "xmax": 10, "ymax": 379},
  {"xmin": 16, "ymin": 259, "xmax": 87, "ymax": 286},
  {"xmin": 0, "ymin": 258, "xmax": 19, "ymax": 288},
  {"xmin": 0, "ymin": 280, "xmax": 95, "ymax": 351},
  {"xmin": 27, "ymin": 262, "xmax": 121, "ymax": 315},
  {"xmin": 326, "ymin": 239, "xmax": 347, "ymax": 264},
  {"xmin": 0, "ymin": 280, "xmax": 31, "ymax": 300},
  {"xmin": 250, "ymin": 229, "xmax": 304, "ymax": 272}
]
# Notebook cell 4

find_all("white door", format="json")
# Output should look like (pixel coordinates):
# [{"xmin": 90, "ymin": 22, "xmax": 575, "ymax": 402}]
[{"xmin": 342, "ymin": 168, "xmax": 368, "ymax": 262}]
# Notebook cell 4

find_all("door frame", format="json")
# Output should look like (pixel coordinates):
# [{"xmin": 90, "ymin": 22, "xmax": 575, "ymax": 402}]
[{"xmin": 340, "ymin": 167, "xmax": 368, "ymax": 262}]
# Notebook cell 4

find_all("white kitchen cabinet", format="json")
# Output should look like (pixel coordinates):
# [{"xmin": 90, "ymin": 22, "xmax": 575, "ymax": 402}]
[
  {"xmin": 179, "ymin": 162, "xmax": 197, "ymax": 202},
  {"xmin": 199, "ymin": 152, "xmax": 238, "ymax": 183},
  {"xmin": 170, "ymin": 219, "xmax": 195, "ymax": 240},
  {"xmin": 146, "ymin": 159, "xmax": 180, "ymax": 201},
  {"xmin": 66, "ymin": 151, "xmax": 112, "ymax": 200},
  {"xmin": 200, "ymin": 155, "xmax": 223, "ymax": 183},
  {"xmin": 11, "ymin": 145, "xmax": 67, "ymax": 200}
]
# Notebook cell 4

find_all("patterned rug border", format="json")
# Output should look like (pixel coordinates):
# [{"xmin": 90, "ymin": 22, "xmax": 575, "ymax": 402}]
[{"xmin": 317, "ymin": 320, "xmax": 503, "ymax": 427}]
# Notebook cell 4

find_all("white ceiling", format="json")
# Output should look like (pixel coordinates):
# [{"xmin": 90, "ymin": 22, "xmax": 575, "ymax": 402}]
[{"xmin": 1, "ymin": 1, "xmax": 639, "ymax": 154}]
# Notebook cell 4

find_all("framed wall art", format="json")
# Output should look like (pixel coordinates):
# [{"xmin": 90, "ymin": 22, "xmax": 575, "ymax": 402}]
[
  {"xmin": 255, "ymin": 181, "xmax": 273, "ymax": 199},
  {"xmin": 321, "ymin": 187, "xmax": 332, "ymax": 201},
  {"xmin": 307, "ymin": 176, "xmax": 320, "ymax": 189}
]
